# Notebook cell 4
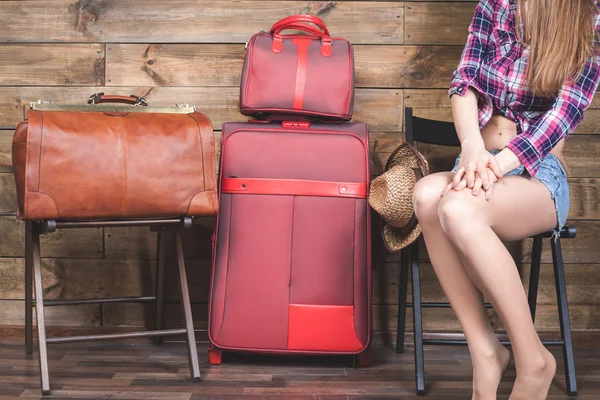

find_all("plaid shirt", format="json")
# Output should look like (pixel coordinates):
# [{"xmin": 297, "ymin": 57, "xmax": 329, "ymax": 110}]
[{"xmin": 449, "ymin": 0, "xmax": 600, "ymax": 177}]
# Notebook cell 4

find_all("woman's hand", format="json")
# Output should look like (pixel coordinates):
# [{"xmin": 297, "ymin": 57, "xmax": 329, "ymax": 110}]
[
  {"xmin": 453, "ymin": 139, "xmax": 503, "ymax": 190},
  {"xmin": 440, "ymin": 143, "xmax": 503, "ymax": 200},
  {"xmin": 442, "ymin": 168, "xmax": 499, "ymax": 200}
]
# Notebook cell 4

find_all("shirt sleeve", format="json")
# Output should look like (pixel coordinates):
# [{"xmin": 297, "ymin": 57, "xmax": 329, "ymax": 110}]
[
  {"xmin": 506, "ymin": 54, "xmax": 600, "ymax": 177},
  {"xmin": 448, "ymin": 0, "xmax": 496, "ymax": 98}
]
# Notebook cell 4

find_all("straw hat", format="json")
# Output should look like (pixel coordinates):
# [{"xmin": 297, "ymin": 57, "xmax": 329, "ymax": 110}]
[{"xmin": 369, "ymin": 142, "xmax": 429, "ymax": 252}]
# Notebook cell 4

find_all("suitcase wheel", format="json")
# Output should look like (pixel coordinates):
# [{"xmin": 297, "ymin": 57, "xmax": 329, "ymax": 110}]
[
  {"xmin": 354, "ymin": 347, "xmax": 371, "ymax": 368},
  {"xmin": 208, "ymin": 346, "xmax": 223, "ymax": 365}
]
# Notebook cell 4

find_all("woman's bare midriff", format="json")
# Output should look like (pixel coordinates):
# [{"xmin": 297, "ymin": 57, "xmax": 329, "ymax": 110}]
[{"xmin": 480, "ymin": 115, "xmax": 567, "ymax": 172}]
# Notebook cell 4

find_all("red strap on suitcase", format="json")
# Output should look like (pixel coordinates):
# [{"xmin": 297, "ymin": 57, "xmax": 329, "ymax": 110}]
[{"xmin": 221, "ymin": 178, "xmax": 366, "ymax": 198}]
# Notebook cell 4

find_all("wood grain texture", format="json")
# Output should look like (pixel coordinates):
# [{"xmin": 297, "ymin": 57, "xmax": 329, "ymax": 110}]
[
  {"xmin": 405, "ymin": 2, "xmax": 475, "ymax": 45},
  {"xmin": 0, "ymin": 217, "xmax": 103, "ymax": 259},
  {"xmin": 0, "ymin": 173, "xmax": 15, "ymax": 214},
  {"xmin": 0, "ymin": 258, "xmax": 154, "ymax": 301},
  {"xmin": 355, "ymin": 45, "xmax": 461, "ymax": 88},
  {"xmin": 103, "ymin": 227, "xmax": 212, "ymax": 262},
  {"xmin": 0, "ymin": 44, "xmax": 105, "ymax": 86},
  {"xmin": 0, "ymin": 300, "xmax": 99, "ymax": 326},
  {"xmin": 0, "ymin": 1, "xmax": 403, "ymax": 44},
  {"xmin": 0, "ymin": 87, "xmax": 402, "ymax": 132},
  {"xmin": 101, "ymin": 302, "xmax": 209, "ymax": 328},
  {"xmin": 105, "ymin": 44, "xmax": 460, "ymax": 88},
  {"xmin": 0, "ymin": 131, "xmax": 14, "ymax": 172}
]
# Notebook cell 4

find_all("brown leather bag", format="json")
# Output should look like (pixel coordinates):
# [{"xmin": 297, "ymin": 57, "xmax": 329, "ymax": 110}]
[{"xmin": 13, "ymin": 94, "xmax": 218, "ymax": 221}]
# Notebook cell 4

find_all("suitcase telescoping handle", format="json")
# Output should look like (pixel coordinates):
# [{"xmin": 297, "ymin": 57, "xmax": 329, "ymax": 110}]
[
  {"xmin": 88, "ymin": 92, "xmax": 149, "ymax": 106},
  {"xmin": 269, "ymin": 15, "xmax": 332, "ymax": 56}
]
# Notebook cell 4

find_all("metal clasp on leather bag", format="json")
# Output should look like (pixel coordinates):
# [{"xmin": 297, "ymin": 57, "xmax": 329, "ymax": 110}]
[
  {"xmin": 87, "ymin": 92, "xmax": 103, "ymax": 105},
  {"xmin": 25, "ymin": 100, "xmax": 52, "ymax": 119},
  {"xmin": 130, "ymin": 95, "xmax": 149, "ymax": 106}
]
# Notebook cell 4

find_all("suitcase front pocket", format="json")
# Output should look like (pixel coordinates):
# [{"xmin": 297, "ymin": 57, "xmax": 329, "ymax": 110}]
[{"xmin": 214, "ymin": 177, "xmax": 367, "ymax": 352}]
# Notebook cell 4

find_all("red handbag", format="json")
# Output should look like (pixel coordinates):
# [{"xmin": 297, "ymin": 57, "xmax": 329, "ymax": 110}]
[{"xmin": 239, "ymin": 15, "xmax": 355, "ymax": 121}]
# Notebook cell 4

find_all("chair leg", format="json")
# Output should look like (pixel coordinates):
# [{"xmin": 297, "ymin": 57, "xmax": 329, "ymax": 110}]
[
  {"xmin": 153, "ymin": 229, "xmax": 167, "ymax": 345},
  {"xmin": 25, "ymin": 221, "xmax": 34, "ymax": 355},
  {"xmin": 410, "ymin": 242, "xmax": 425, "ymax": 396},
  {"xmin": 175, "ymin": 231, "xmax": 201, "ymax": 382},
  {"xmin": 551, "ymin": 237, "xmax": 577, "ymax": 396},
  {"xmin": 528, "ymin": 235, "xmax": 543, "ymax": 322},
  {"xmin": 396, "ymin": 249, "xmax": 409, "ymax": 353},
  {"xmin": 31, "ymin": 223, "xmax": 50, "ymax": 395}
]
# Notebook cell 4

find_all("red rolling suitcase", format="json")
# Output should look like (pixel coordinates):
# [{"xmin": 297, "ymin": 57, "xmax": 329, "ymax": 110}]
[{"xmin": 208, "ymin": 120, "xmax": 371, "ymax": 364}]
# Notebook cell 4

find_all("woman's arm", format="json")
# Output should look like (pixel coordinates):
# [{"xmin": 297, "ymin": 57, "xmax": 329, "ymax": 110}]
[
  {"xmin": 445, "ymin": 0, "xmax": 502, "ymax": 194},
  {"xmin": 451, "ymin": 88, "xmax": 502, "ymax": 191},
  {"xmin": 448, "ymin": 0, "xmax": 497, "ymax": 100}
]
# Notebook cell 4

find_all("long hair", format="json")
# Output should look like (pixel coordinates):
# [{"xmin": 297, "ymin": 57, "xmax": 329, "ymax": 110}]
[{"xmin": 517, "ymin": 0, "xmax": 598, "ymax": 97}]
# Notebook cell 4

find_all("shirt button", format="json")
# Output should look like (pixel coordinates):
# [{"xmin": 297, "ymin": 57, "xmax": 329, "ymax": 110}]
[{"xmin": 458, "ymin": 87, "xmax": 463, "ymax": 93}]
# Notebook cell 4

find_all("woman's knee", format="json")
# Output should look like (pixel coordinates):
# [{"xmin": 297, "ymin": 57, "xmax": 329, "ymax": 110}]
[
  {"xmin": 437, "ymin": 190, "xmax": 483, "ymax": 235},
  {"xmin": 413, "ymin": 174, "xmax": 449, "ymax": 222}
]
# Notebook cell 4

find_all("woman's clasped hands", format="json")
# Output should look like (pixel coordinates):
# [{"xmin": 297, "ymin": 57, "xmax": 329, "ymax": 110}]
[{"xmin": 441, "ymin": 139, "xmax": 504, "ymax": 201}]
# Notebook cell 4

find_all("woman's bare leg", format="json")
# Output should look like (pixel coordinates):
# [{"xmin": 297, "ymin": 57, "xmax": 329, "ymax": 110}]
[
  {"xmin": 414, "ymin": 173, "xmax": 511, "ymax": 400},
  {"xmin": 437, "ymin": 175, "xmax": 558, "ymax": 400}
]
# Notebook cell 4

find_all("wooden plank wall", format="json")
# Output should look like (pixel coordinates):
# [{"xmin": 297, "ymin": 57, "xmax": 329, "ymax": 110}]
[{"xmin": 1, "ymin": 0, "xmax": 600, "ymax": 344}]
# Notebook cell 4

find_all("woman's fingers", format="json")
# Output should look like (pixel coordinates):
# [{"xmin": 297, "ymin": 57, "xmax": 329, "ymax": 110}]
[
  {"xmin": 472, "ymin": 177, "xmax": 483, "ymax": 196},
  {"xmin": 452, "ymin": 178, "xmax": 468, "ymax": 191},
  {"xmin": 452, "ymin": 166, "xmax": 465, "ymax": 188},
  {"xmin": 476, "ymin": 160, "xmax": 490, "ymax": 190},
  {"xmin": 466, "ymin": 166, "xmax": 476, "ymax": 188},
  {"xmin": 485, "ymin": 169, "xmax": 496, "ymax": 201},
  {"xmin": 440, "ymin": 181, "xmax": 453, "ymax": 197}
]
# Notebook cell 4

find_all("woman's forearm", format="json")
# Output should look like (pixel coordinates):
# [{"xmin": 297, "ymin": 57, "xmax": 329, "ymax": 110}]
[{"xmin": 451, "ymin": 88, "xmax": 485, "ymax": 150}]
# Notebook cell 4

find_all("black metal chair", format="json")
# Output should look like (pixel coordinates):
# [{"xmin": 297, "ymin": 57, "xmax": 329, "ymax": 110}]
[
  {"xmin": 24, "ymin": 217, "xmax": 201, "ymax": 395},
  {"xmin": 395, "ymin": 107, "xmax": 577, "ymax": 396}
]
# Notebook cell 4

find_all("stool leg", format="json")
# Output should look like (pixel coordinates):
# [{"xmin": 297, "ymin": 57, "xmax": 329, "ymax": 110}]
[
  {"xmin": 175, "ymin": 232, "xmax": 201, "ymax": 382},
  {"xmin": 396, "ymin": 249, "xmax": 409, "ymax": 353},
  {"xmin": 32, "ymin": 223, "xmax": 50, "ymax": 395},
  {"xmin": 551, "ymin": 237, "xmax": 577, "ymax": 396},
  {"xmin": 153, "ymin": 229, "xmax": 167, "ymax": 345},
  {"xmin": 25, "ymin": 222, "xmax": 34, "ymax": 355},
  {"xmin": 528, "ymin": 235, "xmax": 543, "ymax": 322},
  {"xmin": 410, "ymin": 242, "xmax": 425, "ymax": 395}
]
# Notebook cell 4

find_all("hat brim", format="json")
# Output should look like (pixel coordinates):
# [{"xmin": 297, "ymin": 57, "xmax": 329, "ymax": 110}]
[{"xmin": 381, "ymin": 223, "xmax": 422, "ymax": 253}]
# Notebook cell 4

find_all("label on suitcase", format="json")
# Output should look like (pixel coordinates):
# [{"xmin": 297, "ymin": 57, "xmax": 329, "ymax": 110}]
[{"xmin": 209, "ymin": 121, "xmax": 371, "ymax": 354}]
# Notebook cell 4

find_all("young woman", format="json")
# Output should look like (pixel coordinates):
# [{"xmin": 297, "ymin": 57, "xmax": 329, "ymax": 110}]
[{"xmin": 412, "ymin": 0, "xmax": 600, "ymax": 399}]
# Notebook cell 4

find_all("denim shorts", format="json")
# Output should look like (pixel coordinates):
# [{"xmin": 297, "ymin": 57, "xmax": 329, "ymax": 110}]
[{"xmin": 451, "ymin": 150, "xmax": 570, "ymax": 234}]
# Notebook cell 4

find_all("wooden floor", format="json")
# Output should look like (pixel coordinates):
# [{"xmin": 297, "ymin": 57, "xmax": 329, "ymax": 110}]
[{"xmin": 0, "ymin": 334, "xmax": 599, "ymax": 399}]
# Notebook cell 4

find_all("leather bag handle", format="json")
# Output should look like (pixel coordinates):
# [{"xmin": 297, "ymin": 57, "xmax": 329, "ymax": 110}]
[
  {"xmin": 88, "ymin": 93, "xmax": 148, "ymax": 106},
  {"xmin": 270, "ymin": 15, "xmax": 330, "ymax": 37}
]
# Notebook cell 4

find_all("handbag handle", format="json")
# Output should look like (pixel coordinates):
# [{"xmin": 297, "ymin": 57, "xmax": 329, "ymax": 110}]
[
  {"xmin": 88, "ymin": 93, "xmax": 148, "ymax": 106},
  {"xmin": 270, "ymin": 15, "xmax": 330, "ymax": 37},
  {"xmin": 269, "ymin": 17, "xmax": 332, "ymax": 56},
  {"xmin": 272, "ymin": 23, "xmax": 328, "ymax": 39}
]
